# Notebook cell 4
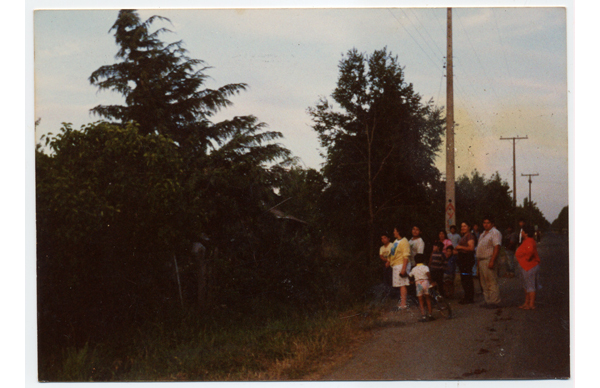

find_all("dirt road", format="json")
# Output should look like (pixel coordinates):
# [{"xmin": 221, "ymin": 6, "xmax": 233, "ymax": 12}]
[{"xmin": 320, "ymin": 232, "xmax": 570, "ymax": 381}]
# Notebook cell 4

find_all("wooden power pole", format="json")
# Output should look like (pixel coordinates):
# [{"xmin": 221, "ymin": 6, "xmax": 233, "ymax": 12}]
[
  {"xmin": 445, "ymin": 7, "xmax": 455, "ymax": 232},
  {"xmin": 500, "ymin": 135, "xmax": 528, "ymax": 207}
]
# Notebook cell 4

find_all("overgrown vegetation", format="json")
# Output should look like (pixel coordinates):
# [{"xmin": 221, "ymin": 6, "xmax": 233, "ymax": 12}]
[
  {"xmin": 36, "ymin": 9, "xmax": 550, "ymax": 381},
  {"xmin": 40, "ymin": 307, "xmax": 379, "ymax": 381}
]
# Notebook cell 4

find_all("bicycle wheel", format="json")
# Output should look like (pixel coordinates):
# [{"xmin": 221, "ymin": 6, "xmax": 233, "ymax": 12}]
[{"xmin": 436, "ymin": 296, "xmax": 452, "ymax": 318}]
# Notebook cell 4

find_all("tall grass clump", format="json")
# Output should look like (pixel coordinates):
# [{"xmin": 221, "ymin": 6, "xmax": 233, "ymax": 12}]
[{"xmin": 43, "ymin": 304, "xmax": 373, "ymax": 381}]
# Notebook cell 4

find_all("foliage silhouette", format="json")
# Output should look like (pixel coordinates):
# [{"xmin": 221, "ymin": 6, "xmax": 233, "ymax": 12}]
[{"xmin": 308, "ymin": 47, "xmax": 445, "ymax": 267}]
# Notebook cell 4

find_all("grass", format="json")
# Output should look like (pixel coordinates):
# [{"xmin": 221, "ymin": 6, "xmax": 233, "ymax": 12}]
[{"xmin": 43, "ymin": 304, "xmax": 383, "ymax": 381}]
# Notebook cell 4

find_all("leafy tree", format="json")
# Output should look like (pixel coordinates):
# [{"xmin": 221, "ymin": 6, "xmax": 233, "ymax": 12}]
[
  {"xmin": 86, "ymin": 8, "xmax": 301, "ymax": 310},
  {"xmin": 89, "ymin": 9, "xmax": 247, "ymax": 147},
  {"xmin": 36, "ymin": 121, "xmax": 187, "ymax": 352},
  {"xmin": 516, "ymin": 198, "xmax": 550, "ymax": 231},
  {"xmin": 271, "ymin": 166, "xmax": 327, "ymax": 227},
  {"xmin": 455, "ymin": 170, "xmax": 515, "ymax": 229},
  {"xmin": 309, "ymin": 47, "xmax": 445, "ymax": 263},
  {"xmin": 551, "ymin": 205, "xmax": 568, "ymax": 232}
]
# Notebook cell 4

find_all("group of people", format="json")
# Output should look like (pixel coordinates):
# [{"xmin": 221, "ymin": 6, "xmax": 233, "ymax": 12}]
[{"xmin": 378, "ymin": 216, "xmax": 542, "ymax": 321}]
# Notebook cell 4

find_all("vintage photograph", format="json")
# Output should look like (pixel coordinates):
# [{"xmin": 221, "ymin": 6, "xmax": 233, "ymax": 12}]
[{"xmin": 33, "ymin": 3, "xmax": 570, "ymax": 383}]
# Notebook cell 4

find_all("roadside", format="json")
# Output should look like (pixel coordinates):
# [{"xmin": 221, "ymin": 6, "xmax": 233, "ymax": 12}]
[{"xmin": 310, "ymin": 232, "xmax": 570, "ymax": 381}]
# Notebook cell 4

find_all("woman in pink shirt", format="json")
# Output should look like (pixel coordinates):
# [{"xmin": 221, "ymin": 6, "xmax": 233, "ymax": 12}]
[{"xmin": 515, "ymin": 226, "xmax": 541, "ymax": 310}]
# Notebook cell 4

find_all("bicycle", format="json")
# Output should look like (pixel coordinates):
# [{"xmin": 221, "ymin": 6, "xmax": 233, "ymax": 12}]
[{"xmin": 428, "ymin": 283, "xmax": 452, "ymax": 318}]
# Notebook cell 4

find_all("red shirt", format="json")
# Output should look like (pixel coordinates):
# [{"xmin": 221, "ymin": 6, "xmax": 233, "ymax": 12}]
[{"xmin": 515, "ymin": 237, "xmax": 540, "ymax": 271}]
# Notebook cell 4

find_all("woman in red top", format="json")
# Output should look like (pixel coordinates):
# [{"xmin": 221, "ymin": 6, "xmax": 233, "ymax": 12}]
[{"xmin": 515, "ymin": 225, "xmax": 541, "ymax": 310}]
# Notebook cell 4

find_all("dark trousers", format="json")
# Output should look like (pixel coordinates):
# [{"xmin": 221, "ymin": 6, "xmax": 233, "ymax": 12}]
[
  {"xmin": 383, "ymin": 266, "xmax": 399, "ymax": 298},
  {"xmin": 431, "ymin": 270, "xmax": 445, "ymax": 296},
  {"xmin": 458, "ymin": 254, "xmax": 475, "ymax": 302},
  {"xmin": 383, "ymin": 265, "xmax": 393, "ymax": 287}
]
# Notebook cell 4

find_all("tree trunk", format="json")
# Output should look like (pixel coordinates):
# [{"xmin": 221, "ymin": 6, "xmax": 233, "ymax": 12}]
[{"xmin": 367, "ymin": 122, "xmax": 375, "ymax": 265}]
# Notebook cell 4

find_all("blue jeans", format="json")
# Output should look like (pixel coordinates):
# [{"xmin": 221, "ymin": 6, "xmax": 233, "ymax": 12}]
[{"xmin": 505, "ymin": 249, "xmax": 516, "ymax": 273}]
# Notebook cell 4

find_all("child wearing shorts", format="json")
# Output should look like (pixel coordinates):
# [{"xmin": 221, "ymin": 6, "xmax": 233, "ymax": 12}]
[{"xmin": 409, "ymin": 253, "xmax": 435, "ymax": 322}]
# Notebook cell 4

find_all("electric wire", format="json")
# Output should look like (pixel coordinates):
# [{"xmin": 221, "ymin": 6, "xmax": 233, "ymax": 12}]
[
  {"xmin": 386, "ymin": 9, "xmax": 445, "ymax": 77},
  {"xmin": 456, "ymin": 13, "xmax": 509, "ymax": 117},
  {"xmin": 426, "ymin": 8, "xmax": 501, "ymax": 133}
]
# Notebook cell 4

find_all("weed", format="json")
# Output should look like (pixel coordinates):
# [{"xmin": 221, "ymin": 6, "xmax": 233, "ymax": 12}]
[{"xmin": 41, "ymin": 304, "xmax": 379, "ymax": 381}]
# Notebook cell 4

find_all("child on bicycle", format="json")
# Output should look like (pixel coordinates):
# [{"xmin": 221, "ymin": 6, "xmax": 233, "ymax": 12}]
[{"xmin": 409, "ymin": 253, "xmax": 435, "ymax": 322}]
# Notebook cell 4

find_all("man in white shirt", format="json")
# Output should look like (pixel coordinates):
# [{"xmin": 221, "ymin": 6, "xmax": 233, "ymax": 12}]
[{"xmin": 475, "ymin": 216, "xmax": 503, "ymax": 308}]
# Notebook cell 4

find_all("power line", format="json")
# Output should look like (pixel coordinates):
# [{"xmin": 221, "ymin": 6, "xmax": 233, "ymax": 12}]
[
  {"xmin": 396, "ymin": 9, "xmax": 492, "ymax": 130},
  {"xmin": 386, "ymin": 9, "xmax": 445, "ymax": 77},
  {"xmin": 456, "ymin": 15, "xmax": 505, "ymax": 109},
  {"xmin": 405, "ymin": 8, "xmax": 445, "ymax": 58},
  {"xmin": 411, "ymin": 9, "xmax": 444, "ymax": 56},
  {"xmin": 492, "ymin": 8, "xmax": 525, "ymax": 123},
  {"xmin": 426, "ymin": 9, "xmax": 504, "ymax": 133}
]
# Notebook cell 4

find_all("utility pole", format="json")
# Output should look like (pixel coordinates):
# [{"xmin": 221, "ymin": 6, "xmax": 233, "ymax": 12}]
[
  {"xmin": 500, "ymin": 135, "xmax": 528, "ymax": 207},
  {"xmin": 445, "ymin": 7, "xmax": 455, "ymax": 232},
  {"xmin": 521, "ymin": 173, "xmax": 539, "ymax": 223}
]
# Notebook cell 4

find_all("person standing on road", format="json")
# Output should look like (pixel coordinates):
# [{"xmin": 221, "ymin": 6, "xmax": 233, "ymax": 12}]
[
  {"xmin": 443, "ymin": 245, "xmax": 457, "ymax": 299},
  {"xmin": 471, "ymin": 223, "xmax": 481, "ymax": 278},
  {"xmin": 409, "ymin": 225, "xmax": 425, "ymax": 268},
  {"xmin": 379, "ymin": 232, "xmax": 394, "ymax": 290},
  {"xmin": 472, "ymin": 223, "xmax": 481, "ymax": 242},
  {"xmin": 390, "ymin": 226, "xmax": 411, "ymax": 310},
  {"xmin": 409, "ymin": 253, "xmax": 435, "ymax": 322},
  {"xmin": 517, "ymin": 218, "xmax": 527, "ymax": 246},
  {"xmin": 503, "ymin": 226, "xmax": 518, "ymax": 278},
  {"xmin": 476, "ymin": 216, "xmax": 503, "ymax": 309},
  {"xmin": 515, "ymin": 225, "xmax": 541, "ymax": 310},
  {"xmin": 447, "ymin": 225, "xmax": 461, "ymax": 249},
  {"xmin": 408, "ymin": 225, "xmax": 425, "ymax": 303},
  {"xmin": 437, "ymin": 230, "xmax": 454, "ymax": 251},
  {"xmin": 428, "ymin": 242, "xmax": 446, "ymax": 296},
  {"xmin": 455, "ymin": 221, "xmax": 476, "ymax": 304}
]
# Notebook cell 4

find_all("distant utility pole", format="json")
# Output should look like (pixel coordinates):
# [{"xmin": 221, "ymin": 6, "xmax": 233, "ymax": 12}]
[
  {"xmin": 445, "ymin": 7, "xmax": 455, "ymax": 232},
  {"xmin": 500, "ymin": 135, "xmax": 528, "ymax": 207},
  {"xmin": 522, "ymin": 173, "xmax": 539, "ymax": 222}
]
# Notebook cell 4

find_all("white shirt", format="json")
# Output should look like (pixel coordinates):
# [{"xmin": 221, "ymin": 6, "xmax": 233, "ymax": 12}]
[
  {"xmin": 409, "ymin": 263, "xmax": 430, "ymax": 281},
  {"xmin": 476, "ymin": 227, "xmax": 502, "ymax": 259},
  {"xmin": 409, "ymin": 238, "xmax": 425, "ymax": 266}
]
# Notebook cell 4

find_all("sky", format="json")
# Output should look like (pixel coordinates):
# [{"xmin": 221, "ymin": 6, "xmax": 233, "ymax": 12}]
[
  {"xmin": 16, "ymin": 0, "xmax": 600, "ymax": 387},
  {"xmin": 33, "ymin": 3, "xmax": 568, "ymax": 225},
  {"xmin": 18, "ymin": 1, "xmax": 600, "ymax": 388}
]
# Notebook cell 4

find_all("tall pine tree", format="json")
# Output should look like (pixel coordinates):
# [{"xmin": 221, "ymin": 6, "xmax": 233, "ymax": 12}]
[{"xmin": 89, "ymin": 9, "xmax": 247, "ymax": 148}]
